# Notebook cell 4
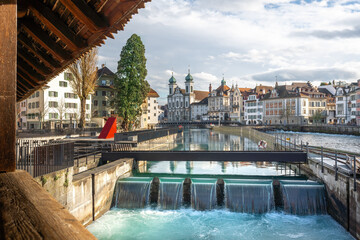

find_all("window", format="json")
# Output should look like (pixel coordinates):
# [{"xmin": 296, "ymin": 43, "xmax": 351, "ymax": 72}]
[
  {"xmin": 36, "ymin": 91, "xmax": 39, "ymax": 97},
  {"xmin": 102, "ymin": 101, "xmax": 106, "ymax": 106},
  {"xmin": 32, "ymin": 102, "xmax": 35, "ymax": 108},
  {"xmin": 101, "ymin": 80, "xmax": 107, "ymax": 86},
  {"xmin": 186, "ymin": 86, "xmax": 189, "ymax": 93},
  {"xmin": 64, "ymin": 72, "xmax": 73, "ymax": 80},
  {"xmin": 28, "ymin": 103, "xmax": 31, "ymax": 109},
  {"xmin": 86, "ymin": 104, "xmax": 90, "ymax": 110},
  {"xmin": 59, "ymin": 81, "xmax": 68, "ymax": 87},
  {"xmin": 102, "ymin": 111, "xmax": 107, "ymax": 117},
  {"xmin": 169, "ymin": 88, "xmax": 172, "ymax": 94},
  {"xmin": 49, "ymin": 91, "xmax": 58, "ymax": 97},
  {"xmin": 191, "ymin": 86, "xmax": 193, "ymax": 92},
  {"xmin": 154, "ymin": 113, "xmax": 156, "ymax": 117},
  {"xmin": 95, "ymin": 91, "xmax": 98, "ymax": 96},
  {"xmin": 102, "ymin": 91, "xmax": 106, "ymax": 96},
  {"xmin": 94, "ymin": 100, "xmax": 98, "ymax": 106},
  {"xmin": 35, "ymin": 102, "xmax": 39, "ymax": 108},
  {"xmin": 49, "ymin": 113, "xmax": 59, "ymax": 119},
  {"xmin": 148, "ymin": 116, "xmax": 150, "ymax": 120},
  {"xmin": 65, "ymin": 103, "xmax": 77, "ymax": 108},
  {"xmin": 49, "ymin": 101, "xmax": 58, "ymax": 108}
]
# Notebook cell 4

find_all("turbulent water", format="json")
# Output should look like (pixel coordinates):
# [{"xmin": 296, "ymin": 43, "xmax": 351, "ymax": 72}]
[
  {"xmin": 269, "ymin": 130, "xmax": 360, "ymax": 154},
  {"xmin": 87, "ymin": 209, "xmax": 354, "ymax": 240}
]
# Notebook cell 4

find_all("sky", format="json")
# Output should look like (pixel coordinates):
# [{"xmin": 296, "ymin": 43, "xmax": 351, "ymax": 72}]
[{"xmin": 97, "ymin": 0, "xmax": 360, "ymax": 104}]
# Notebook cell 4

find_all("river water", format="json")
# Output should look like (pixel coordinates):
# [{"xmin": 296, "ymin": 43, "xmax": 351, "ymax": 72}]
[
  {"xmin": 87, "ymin": 128, "xmax": 354, "ymax": 240},
  {"xmin": 269, "ymin": 130, "xmax": 360, "ymax": 154}
]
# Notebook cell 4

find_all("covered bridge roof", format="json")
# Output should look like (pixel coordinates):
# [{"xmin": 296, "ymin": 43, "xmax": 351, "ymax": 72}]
[{"xmin": 16, "ymin": 0, "xmax": 150, "ymax": 101}]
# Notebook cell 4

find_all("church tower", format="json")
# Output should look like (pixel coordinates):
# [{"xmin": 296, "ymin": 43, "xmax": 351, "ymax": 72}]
[{"xmin": 168, "ymin": 72, "xmax": 177, "ymax": 95}]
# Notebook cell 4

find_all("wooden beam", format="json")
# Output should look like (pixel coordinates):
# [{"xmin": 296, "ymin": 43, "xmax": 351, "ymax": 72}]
[
  {"xmin": 0, "ymin": 171, "xmax": 97, "ymax": 239},
  {"xmin": 18, "ymin": 47, "xmax": 52, "ymax": 76},
  {"xmin": 59, "ymin": 0, "xmax": 108, "ymax": 32},
  {"xmin": 18, "ymin": 33, "xmax": 61, "ymax": 69},
  {"xmin": 17, "ymin": 69, "xmax": 37, "ymax": 88},
  {"xmin": 28, "ymin": 0, "xmax": 87, "ymax": 51},
  {"xmin": 17, "ymin": 58, "xmax": 46, "ymax": 83},
  {"xmin": 21, "ymin": 19, "xmax": 72, "ymax": 61},
  {"xmin": 17, "ymin": 75, "xmax": 34, "ymax": 90},
  {"xmin": 16, "ymin": 82, "xmax": 27, "ymax": 93},
  {"xmin": 0, "ymin": 0, "xmax": 17, "ymax": 172}
]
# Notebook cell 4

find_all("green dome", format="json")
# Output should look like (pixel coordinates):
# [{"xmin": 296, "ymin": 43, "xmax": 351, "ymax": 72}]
[
  {"xmin": 185, "ymin": 73, "xmax": 193, "ymax": 82},
  {"xmin": 169, "ymin": 75, "xmax": 176, "ymax": 84}
]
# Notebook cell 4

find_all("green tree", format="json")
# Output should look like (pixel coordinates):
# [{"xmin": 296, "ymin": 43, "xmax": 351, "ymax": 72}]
[
  {"xmin": 114, "ymin": 34, "xmax": 149, "ymax": 131},
  {"xmin": 312, "ymin": 110, "xmax": 323, "ymax": 124}
]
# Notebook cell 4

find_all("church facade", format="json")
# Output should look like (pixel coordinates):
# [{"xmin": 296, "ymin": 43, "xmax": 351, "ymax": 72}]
[{"xmin": 167, "ymin": 71, "xmax": 208, "ymax": 122}]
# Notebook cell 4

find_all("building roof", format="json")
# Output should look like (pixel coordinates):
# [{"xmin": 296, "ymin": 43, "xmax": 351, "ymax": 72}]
[
  {"xmin": 239, "ymin": 88, "xmax": 252, "ymax": 93},
  {"xmin": 169, "ymin": 75, "xmax": 176, "ymax": 84},
  {"xmin": 254, "ymin": 85, "xmax": 273, "ymax": 94},
  {"xmin": 185, "ymin": 73, "xmax": 193, "ymax": 82},
  {"xmin": 194, "ymin": 90, "xmax": 209, "ymax": 101},
  {"xmin": 148, "ymin": 88, "xmax": 159, "ymax": 98},
  {"xmin": 97, "ymin": 66, "xmax": 115, "ymax": 78},
  {"xmin": 192, "ymin": 97, "xmax": 208, "ymax": 105},
  {"xmin": 16, "ymin": 0, "xmax": 151, "ymax": 101}
]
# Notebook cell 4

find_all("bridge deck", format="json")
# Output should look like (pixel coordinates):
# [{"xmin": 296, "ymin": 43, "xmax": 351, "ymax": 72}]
[{"xmin": 102, "ymin": 151, "xmax": 307, "ymax": 163}]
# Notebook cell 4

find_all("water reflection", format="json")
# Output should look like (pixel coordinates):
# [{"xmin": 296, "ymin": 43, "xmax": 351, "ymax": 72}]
[{"xmin": 173, "ymin": 128, "xmax": 260, "ymax": 151}]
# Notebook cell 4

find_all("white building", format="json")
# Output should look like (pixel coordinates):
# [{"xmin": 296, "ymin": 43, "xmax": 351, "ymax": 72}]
[
  {"xmin": 26, "ymin": 71, "xmax": 92, "ymax": 129},
  {"xmin": 244, "ymin": 94, "xmax": 264, "ymax": 125},
  {"xmin": 167, "ymin": 71, "xmax": 208, "ymax": 122},
  {"xmin": 335, "ymin": 83, "xmax": 358, "ymax": 124},
  {"xmin": 191, "ymin": 97, "xmax": 208, "ymax": 121},
  {"xmin": 147, "ymin": 88, "xmax": 160, "ymax": 127}
]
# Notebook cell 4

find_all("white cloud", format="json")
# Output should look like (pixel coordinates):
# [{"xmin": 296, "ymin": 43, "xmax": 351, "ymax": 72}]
[{"xmin": 98, "ymin": 0, "xmax": 360, "ymax": 105}]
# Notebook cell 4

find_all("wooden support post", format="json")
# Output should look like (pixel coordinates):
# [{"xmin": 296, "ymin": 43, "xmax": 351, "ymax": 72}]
[{"xmin": 0, "ymin": 1, "xmax": 17, "ymax": 172}]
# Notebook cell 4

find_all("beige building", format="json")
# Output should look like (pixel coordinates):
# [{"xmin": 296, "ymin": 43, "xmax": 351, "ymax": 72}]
[
  {"xmin": 261, "ymin": 82, "xmax": 327, "ymax": 125},
  {"xmin": 91, "ymin": 65, "xmax": 116, "ymax": 127},
  {"xmin": 139, "ymin": 88, "xmax": 160, "ymax": 129}
]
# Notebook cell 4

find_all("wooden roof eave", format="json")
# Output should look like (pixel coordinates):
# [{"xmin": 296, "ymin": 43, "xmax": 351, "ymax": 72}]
[{"xmin": 16, "ymin": 0, "xmax": 151, "ymax": 102}]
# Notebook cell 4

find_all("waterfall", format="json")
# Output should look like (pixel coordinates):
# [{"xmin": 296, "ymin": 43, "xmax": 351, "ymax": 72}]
[
  {"xmin": 191, "ymin": 178, "xmax": 217, "ymax": 210},
  {"xmin": 280, "ymin": 180, "xmax": 327, "ymax": 215},
  {"xmin": 113, "ymin": 177, "xmax": 153, "ymax": 209},
  {"xmin": 224, "ymin": 179, "xmax": 274, "ymax": 213},
  {"xmin": 158, "ymin": 178, "xmax": 184, "ymax": 210}
]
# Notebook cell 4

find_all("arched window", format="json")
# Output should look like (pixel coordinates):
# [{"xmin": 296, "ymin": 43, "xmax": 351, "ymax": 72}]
[
  {"xmin": 176, "ymin": 101, "xmax": 179, "ymax": 107},
  {"xmin": 186, "ymin": 86, "xmax": 189, "ymax": 93},
  {"xmin": 169, "ymin": 88, "xmax": 172, "ymax": 94},
  {"xmin": 191, "ymin": 86, "xmax": 193, "ymax": 92}
]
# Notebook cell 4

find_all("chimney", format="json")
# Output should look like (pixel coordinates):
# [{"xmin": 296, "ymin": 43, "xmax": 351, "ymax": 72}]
[{"xmin": 209, "ymin": 83, "xmax": 212, "ymax": 92}]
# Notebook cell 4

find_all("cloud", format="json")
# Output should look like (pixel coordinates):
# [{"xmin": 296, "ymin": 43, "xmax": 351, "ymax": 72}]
[
  {"xmin": 292, "ymin": 25, "xmax": 360, "ymax": 39},
  {"xmin": 97, "ymin": 0, "xmax": 360, "ymax": 105},
  {"xmin": 246, "ymin": 67, "xmax": 359, "ymax": 83}
]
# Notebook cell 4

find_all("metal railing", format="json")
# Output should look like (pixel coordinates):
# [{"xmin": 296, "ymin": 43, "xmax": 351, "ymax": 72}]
[
  {"xmin": 16, "ymin": 139, "xmax": 74, "ymax": 177},
  {"xmin": 275, "ymin": 134, "xmax": 359, "ymax": 191}
]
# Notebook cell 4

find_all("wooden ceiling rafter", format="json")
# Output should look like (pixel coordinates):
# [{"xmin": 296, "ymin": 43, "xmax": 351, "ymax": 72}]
[
  {"xmin": 16, "ymin": 0, "xmax": 150, "ymax": 101},
  {"xmin": 29, "ymin": 0, "xmax": 88, "ymax": 52},
  {"xmin": 17, "ymin": 70, "xmax": 37, "ymax": 88},
  {"xmin": 59, "ymin": 0, "xmax": 109, "ymax": 32},
  {"xmin": 21, "ymin": 19, "xmax": 72, "ymax": 61},
  {"xmin": 18, "ymin": 47, "xmax": 52, "ymax": 76}
]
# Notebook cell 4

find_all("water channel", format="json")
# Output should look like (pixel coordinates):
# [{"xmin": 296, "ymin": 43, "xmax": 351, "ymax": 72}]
[
  {"xmin": 87, "ymin": 128, "xmax": 354, "ymax": 240},
  {"xmin": 268, "ymin": 130, "xmax": 360, "ymax": 154}
]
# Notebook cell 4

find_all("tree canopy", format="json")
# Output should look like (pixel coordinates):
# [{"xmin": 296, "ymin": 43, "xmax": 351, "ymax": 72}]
[
  {"xmin": 68, "ymin": 48, "xmax": 98, "ymax": 129},
  {"xmin": 114, "ymin": 34, "xmax": 149, "ymax": 131}
]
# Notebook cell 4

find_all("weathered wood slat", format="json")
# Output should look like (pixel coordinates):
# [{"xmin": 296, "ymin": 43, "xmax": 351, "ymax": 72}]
[
  {"xmin": 0, "ymin": 1, "xmax": 16, "ymax": 172},
  {"xmin": 21, "ymin": 19, "xmax": 72, "ymax": 61},
  {"xmin": 29, "ymin": 0, "xmax": 87, "ymax": 51},
  {"xmin": 0, "ymin": 171, "xmax": 97, "ymax": 240},
  {"xmin": 18, "ymin": 47, "xmax": 52, "ymax": 76},
  {"xmin": 59, "ymin": 0, "xmax": 109, "ymax": 32},
  {"xmin": 18, "ymin": 33, "xmax": 61, "ymax": 69}
]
